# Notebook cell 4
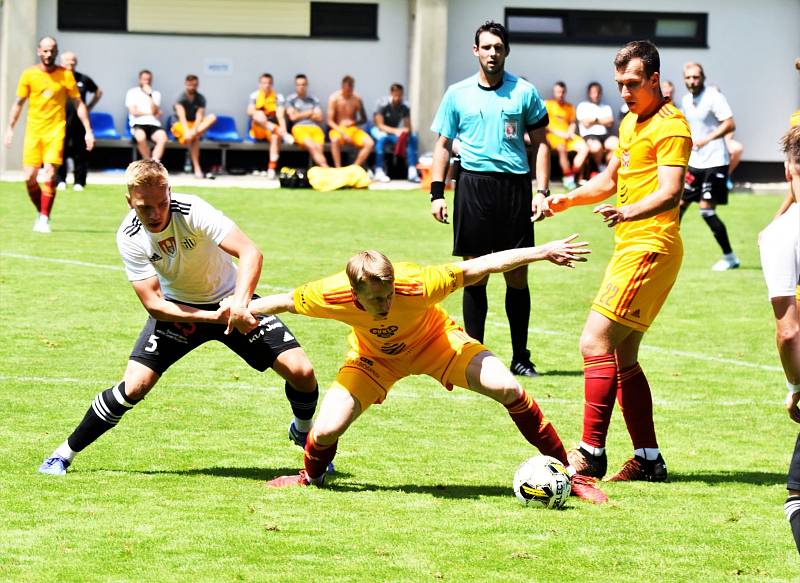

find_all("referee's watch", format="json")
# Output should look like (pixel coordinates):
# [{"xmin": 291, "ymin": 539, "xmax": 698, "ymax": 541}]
[{"xmin": 536, "ymin": 189, "xmax": 550, "ymax": 197}]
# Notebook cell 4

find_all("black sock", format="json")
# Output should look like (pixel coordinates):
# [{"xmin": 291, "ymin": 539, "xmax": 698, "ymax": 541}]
[
  {"xmin": 285, "ymin": 382, "xmax": 318, "ymax": 421},
  {"xmin": 700, "ymin": 209, "xmax": 733, "ymax": 255},
  {"xmin": 67, "ymin": 382, "xmax": 140, "ymax": 452},
  {"xmin": 786, "ymin": 496, "xmax": 800, "ymax": 553},
  {"xmin": 505, "ymin": 286, "xmax": 531, "ymax": 360},
  {"xmin": 462, "ymin": 284, "xmax": 488, "ymax": 343},
  {"xmin": 678, "ymin": 203, "xmax": 689, "ymax": 222}
]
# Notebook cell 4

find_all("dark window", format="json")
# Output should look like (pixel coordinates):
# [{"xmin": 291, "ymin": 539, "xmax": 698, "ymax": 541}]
[
  {"xmin": 310, "ymin": 2, "xmax": 378, "ymax": 39},
  {"xmin": 505, "ymin": 8, "xmax": 707, "ymax": 48},
  {"xmin": 58, "ymin": 0, "xmax": 127, "ymax": 32}
]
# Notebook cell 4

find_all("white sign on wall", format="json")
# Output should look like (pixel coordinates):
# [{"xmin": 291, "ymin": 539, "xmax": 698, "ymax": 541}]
[{"xmin": 204, "ymin": 58, "xmax": 233, "ymax": 76}]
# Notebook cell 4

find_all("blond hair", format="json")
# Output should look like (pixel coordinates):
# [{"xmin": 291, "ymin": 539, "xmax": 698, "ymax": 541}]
[
  {"xmin": 781, "ymin": 125, "xmax": 800, "ymax": 164},
  {"xmin": 346, "ymin": 250, "xmax": 394, "ymax": 291},
  {"xmin": 125, "ymin": 159, "xmax": 169, "ymax": 191}
]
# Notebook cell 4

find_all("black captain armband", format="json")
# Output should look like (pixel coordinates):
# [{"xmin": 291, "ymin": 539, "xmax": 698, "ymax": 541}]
[{"xmin": 430, "ymin": 181, "xmax": 446, "ymax": 202}]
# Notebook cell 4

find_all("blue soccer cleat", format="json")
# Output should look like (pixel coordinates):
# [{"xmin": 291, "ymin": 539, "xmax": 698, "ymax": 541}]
[
  {"xmin": 287, "ymin": 421, "xmax": 335, "ymax": 474},
  {"xmin": 38, "ymin": 456, "xmax": 70, "ymax": 475}
]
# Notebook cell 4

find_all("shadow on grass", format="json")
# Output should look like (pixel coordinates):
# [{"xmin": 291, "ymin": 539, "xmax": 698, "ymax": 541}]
[
  {"xmin": 128, "ymin": 466, "xmax": 306, "ymax": 481},
  {"xmin": 540, "ymin": 369, "xmax": 583, "ymax": 377},
  {"xmin": 669, "ymin": 471, "xmax": 787, "ymax": 486}
]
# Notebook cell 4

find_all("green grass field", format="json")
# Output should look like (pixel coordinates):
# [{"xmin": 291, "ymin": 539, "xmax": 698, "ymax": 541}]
[{"xmin": 1, "ymin": 181, "xmax": 798, "ymax": 582}]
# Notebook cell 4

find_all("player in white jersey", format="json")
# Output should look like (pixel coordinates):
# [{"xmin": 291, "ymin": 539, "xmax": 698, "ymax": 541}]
[
  {"xmin": 761, "ymin": 125, "xmax": 800, "ymax": 553},
  {"xmin": 678, "ymin": 62, "xmax": 739, "ymax": 271},
  {"xmin": 38, "ymin": 159, "xmax": 320, "ymax": 475}
]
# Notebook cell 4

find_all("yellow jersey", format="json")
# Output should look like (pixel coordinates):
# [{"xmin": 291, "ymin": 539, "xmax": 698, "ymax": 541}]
[
  {"xmin": 16, "ymin": 65, "xmax": 78, "ymax": 137},
  {"xmin": 544, "ymin": 99, "xmax": 576, "ymax": 134},
  {"xmin": 614, "ymin": 102, "xmax": 692, "ymax": 253},
  {"xmin": 790, "ymin": 109, "xmax": 800, "ymax": 127},
  {"xmin": 293, "ymin": 262, "xmax": 463, "ymax": 359}
]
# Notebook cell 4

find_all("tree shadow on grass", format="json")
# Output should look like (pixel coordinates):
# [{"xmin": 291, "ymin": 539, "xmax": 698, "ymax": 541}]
[{"xmin": 668, "ymin": 471, "xmax": 787, "ymax": 486}]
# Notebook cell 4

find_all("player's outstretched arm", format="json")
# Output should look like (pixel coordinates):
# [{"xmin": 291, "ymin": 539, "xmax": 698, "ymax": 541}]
[
  {"xmin": 458, "ymin": 234, "xmax": 590, "ymax": 286},
  {"xmin": 594, "ymin": 164, "xmax": 685, "ymax": 227},
  {"xmin": 247, "ymin": 292, "xmax": 297, "ymax": 315},
  {"xmin": 132, "ymin": 277, "xmax": 228, "ymax": 324},
  {"xmin": 544, "ymin": 155, "xmax": 620, "ymax": 216}
]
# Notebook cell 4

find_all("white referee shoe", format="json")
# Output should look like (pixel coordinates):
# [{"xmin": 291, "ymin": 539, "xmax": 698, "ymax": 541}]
[{"xmin": 711, "ymin": 252, "xmax": 740, "ymax": 271}]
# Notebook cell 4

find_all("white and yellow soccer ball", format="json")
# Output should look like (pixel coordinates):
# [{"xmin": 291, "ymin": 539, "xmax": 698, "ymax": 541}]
[{"xmin": 513, "ymin": 455, "xmax": 572, "ymax": 509}]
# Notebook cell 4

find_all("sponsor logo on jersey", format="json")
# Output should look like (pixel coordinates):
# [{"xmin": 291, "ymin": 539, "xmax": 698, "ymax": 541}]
[
  {"xmin": 158, "ymin": 237, "xmax": 177, "ymax": 257},
  {"xmin": 149, "ymin": 252, "xmax": 163, "ymax": 263},
  {"xmin": 370, "ymin": 325, "xmax": 398, "ymax": 338},
  {"xmin": 182, "ymin": 237, "xmax": 196, "ymax": 250}
]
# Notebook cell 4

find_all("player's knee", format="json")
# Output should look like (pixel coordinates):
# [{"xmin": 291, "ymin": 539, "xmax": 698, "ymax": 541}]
[
  {"xmin": 579, "ymin": 332, "xmax": 604, "ymax": 357},
  {"xmin": 311, "ymin": 418, "xmax": 345, "ymax": 443},
  {"xmin": 776, "ymin": 325, "xmax": 799, "ymax": 348}
]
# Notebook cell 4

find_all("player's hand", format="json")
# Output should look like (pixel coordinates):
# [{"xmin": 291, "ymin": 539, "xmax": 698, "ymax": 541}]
[
  {"xmin": 542, "ymin": 233, "xmax": 591, "ymax": 268},
  {"xmin": 225, "ymin": 306, "xmax": 259, "ymax": 335},
  {"xmin": 431, "ymin": 198, "xmax": 449, "ymax": 224},
  {"xmin": 787, "ymin": 391, "xmax": 800, "ymax": 424},
  {"xmin": 84, "ymin": 131, "xmax": 95, "ymax": 152},
  {"xmin": 531, "ymin": 192, "xmax": 547, "ymax": 222},
  {"xmin": 3, "ymin": 128, "xmax": 12, "ymax": 148},
  {"xmin": 546, "ymin": 194, "xmax": 572, "ymax": 215},
  {"xmin": 594, "ymin": 204, "xmax": 626, "ymax": 227},
  {"xmin": 692, "ymin": 137, "xmax": 708, "ymax": 150}
]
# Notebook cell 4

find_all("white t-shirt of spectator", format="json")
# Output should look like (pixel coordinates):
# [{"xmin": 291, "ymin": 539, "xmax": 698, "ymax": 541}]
[
  {"xmin": 126, "ymin": 86, "xmax": 162, "ymax": 128},
  {"xmin": 576, "ymin": 101, "xmax": 614, "ymax": 138},
  {"xmin": 681, "ymin": 87, "xmax": 733, "ymax": 168},
  {"xmin": 116, "ymin": 193, "xmax": 237, "ymax": 304}
]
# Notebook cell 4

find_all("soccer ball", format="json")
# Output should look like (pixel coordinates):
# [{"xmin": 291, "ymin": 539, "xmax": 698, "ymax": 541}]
[{"xmin": 513, "ymin": 455, "xmax": 572, "ymax": 509}]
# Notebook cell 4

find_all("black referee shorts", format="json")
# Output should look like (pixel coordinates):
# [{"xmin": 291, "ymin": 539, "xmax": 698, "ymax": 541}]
[
  {"xmin": 789, "ymin": 433, "xmax": 800, "ymax": 491},
  {"xmin": 453, "ymin": 169, "xmax": 534, "ymax": 257}
]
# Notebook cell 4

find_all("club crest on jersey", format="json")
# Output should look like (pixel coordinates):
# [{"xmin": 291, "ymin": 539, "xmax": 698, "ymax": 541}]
[
  {"xmin": 370, "ymin": 325, "xmax": 398, "ymax": 339},
  {"xmin": 621, "ymin": 150, "xmax": 631, "ymax": 168},
  {"xmin": 158, "ymin": 237, "xmax": 177, "ymax": 257}
]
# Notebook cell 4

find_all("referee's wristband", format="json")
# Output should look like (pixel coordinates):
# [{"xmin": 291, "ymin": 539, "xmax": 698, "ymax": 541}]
[
  {"xmin": 430, "ymin": 181, "xmax": 445, "ymax": 201},
  {"xmin": 536, "ymin": 188, "xmax": 550, "ymax": 197},
  {"xmin": 787, "ymin": 380, "xmax": 800, "ymax": 394}
]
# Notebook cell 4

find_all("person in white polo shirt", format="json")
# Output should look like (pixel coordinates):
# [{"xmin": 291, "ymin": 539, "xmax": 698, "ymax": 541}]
[
  {"xmin": 125, "ymin": 69, "xmax": 168, "ymax": 162},
  {"xmin": 576, "ymin": 82, "xmax": 618, "ymax": 175}
]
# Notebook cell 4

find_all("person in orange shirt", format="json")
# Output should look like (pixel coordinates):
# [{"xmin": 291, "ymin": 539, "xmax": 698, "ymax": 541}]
[
  {"xmin": 544, "ymin": 40, "xmax": 692, "ymax": 482},
  {"xmin": 241, "ymin": 239, "xmax": 608, "ymax": 504},
  {"xmin": 545, "ymin": 81, "xmax": 589, "ymax": 190},
  {"xmin": 3, "ymin": 36, "xmax": 94, "ymax": 233},
  {"xmin": 247, "ymin": 73, "xmax": 289, "ymax": 179}
]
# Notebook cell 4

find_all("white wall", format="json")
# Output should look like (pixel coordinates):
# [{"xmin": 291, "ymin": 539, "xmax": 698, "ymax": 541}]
[
  {"xmin": 35, "ymin": 0, "xmax": 410, "ymax": 135},
  {"xmin": 445, "ymin": 0, "xmax": 800, "ymax": 162}
]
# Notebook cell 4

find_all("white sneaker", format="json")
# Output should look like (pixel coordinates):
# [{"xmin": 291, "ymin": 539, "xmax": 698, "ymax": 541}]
[
  {"xmin": 33, "ymin": 215, "xmax": 51, "ymax": 233},
  {"xmin": 374, "ymin": 168, "xmax": 390, "ymax": 183},
  {"xmin": 73, "ymin": 184, "xmax": 84, "ymax": 192},
  {"xmin": 407, "ymin": 167, "xmax": 420, "ymax": 183},
  {"xmin": 283, "ymin": 133, "xmax": 295, "ymax": 145},
  {"xmin": 563, "ymin": 176, "xmax": 576, "ymax": 191},
  {"xmin": 711, "ymin": 253, "xmax": 740, "ymax": 271},
  {"xmin": 56, "ymin": 182, "xmax": 66, "ymax": 191},
  {"xmin": 266, "ymin": 169, "xmax": 277, "ymax": 180}
]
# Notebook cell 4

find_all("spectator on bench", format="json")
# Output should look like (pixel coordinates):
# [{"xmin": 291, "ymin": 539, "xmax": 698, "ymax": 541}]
[
  {"xmin": 327, "ymin": 75, "xmax": 374, "ymax": 169},
  {"xmin": 248, "ymin": 73, "xmax": 288, "ymax": 179},
  {"xmin": 126, "ymin": 69, "xmax": 167, "ymax": 161},
  {"xmin": 285, "ymin": 74, "xmax": 328, "ymax": 168},
  {"xmin": 576, "ymin": 82, "xmax": 617, "ymax": 175},
  {"xmin": 370, "ymin": 83, "xmax": 420, "ymax": 183},
  {"xmin": 171, "ymin": 74, "xmax": 217, "ymax": 178},
  {"xmin": 545, "ymin": 81, "xmax": 588, "ymax": 190},
  {"xmin": 56, "ymin": 51, "xmax": 102, "ymax": 192}
]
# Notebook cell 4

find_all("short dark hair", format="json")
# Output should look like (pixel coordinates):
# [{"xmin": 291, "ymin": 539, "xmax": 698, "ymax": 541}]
[
  {"xmin": 260, "ymin": 73, "xmax": 273, "ymax": 80},
  {"xmin": 342, "ymin": 75, "xmax": 355, "ymax": 85},
  {"xmin": 554, "ymin": 80, "xmax": 567, "ymax": 89},
  {"xmin": 295, "ymin": 73, "xmax": 307, "ymax": 81},
  {"xmin": 587, "ymin": 81, "xmax": 602, "ymax": 93},
  {"xmin": 185, "ymin": 74, "xmax": 198, "ymax": 82},
  {"xmin": 614, "ymin": 40, "xmax": 661, "ymax": 77},
  {"xmin": 390, "ymin": 83, "xmax": 404, "ymax": 92},
  {"xmin": 139, "ymin": 69, "xmax": 152, "ymax": 78},
  {"xmin": 474, "ymin": 20, "xmax": 509, "ymax": 54}
]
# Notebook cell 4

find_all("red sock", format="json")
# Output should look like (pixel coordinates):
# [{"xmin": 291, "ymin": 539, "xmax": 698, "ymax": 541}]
[
  {"xmin": 39, "ymin": 181, "xmax": 56, "ymax": 217},
  {"xmin": 268, "ymin": 160, "xmax": 278, "ymax": 171},
  {"xmin": 581, "ymin": 354, "xmax": 618, "ymax": 448},
  {"xmin": 304, "ymin": 431, "xmax": 337, "ymax": 480},
  {"xmin": 616, "ymin": 363, "xmax": 658, "ymax": 449},
  {"xmin": 505, "ymin": 390, "xmax": 568, "ymax": 464},
  {"xmin": 26, "ymin": 182, "xmax": 42, "ymax": 212}
]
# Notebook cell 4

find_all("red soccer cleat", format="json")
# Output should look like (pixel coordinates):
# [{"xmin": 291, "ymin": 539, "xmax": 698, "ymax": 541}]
[
  {"xmin": 570, "ymin": 474, "xmax": 609, "ymax": 504},
  {"xmin": 266, "ymin": 470, "xmax": 310, "ymax": 488}
]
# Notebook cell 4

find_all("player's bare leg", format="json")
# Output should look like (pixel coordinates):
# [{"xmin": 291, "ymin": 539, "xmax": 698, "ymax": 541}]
[
  {"xmin": 151, "ymin": 129, "xmax": 168, "ymax": 162},
  {"xmin": 305, "ymin": 138, "xmax": 328, "ymax": 167},
  {"xmin": 354, "ymin": 135, "xmax": 374, "ymax": 168},
  {"xmin": 133, "ymin": 128, "xmax": 152, "ymax": 159},
  {"xmin": 189, "ymin": 138, "xmax": 203, "ymax": 178},
  {"xmin": 330, "ymin": 136, "xmax": 343, "ymax": 167}
]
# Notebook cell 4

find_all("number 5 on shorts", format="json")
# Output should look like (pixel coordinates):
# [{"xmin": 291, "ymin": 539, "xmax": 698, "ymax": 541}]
[{"xmin": 145, "ymin": 334, "xmax": 159, "ymax": 353}]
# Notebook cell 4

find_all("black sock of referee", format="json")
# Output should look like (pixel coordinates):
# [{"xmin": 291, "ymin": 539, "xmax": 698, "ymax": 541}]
[
  {"xmin": 66, "ymin": 382, "xmax": 142, "ymax": 453},
  {"xmin": 285, "ymin": 382, "xmax": 318, "ymax": 432},
  {"xmin": 505, "ymin": 286, "xmax": 531, "ymax": 361},
  {"xmin": 462, "ymin": 284, "xmax": 488, "ymax": 343},
  {"xmin": 786, "ymin": 496, "xmax": 800, "ymax": 553},
  {"xmin": 700, "ymin": 208, "xmax": 733, "ymax": 255}
]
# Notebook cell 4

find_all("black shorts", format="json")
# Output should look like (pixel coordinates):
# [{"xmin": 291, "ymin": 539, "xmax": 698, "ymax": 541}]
[
  {"xmin": 789, "ymin": 433, "xmax": 800, "ymax": 491},
  {"xmin": 683, "ymin": 165, "xmax": 729, "ymax": 205},
  {"xmin": 132, "ymin": 124, "xmax": 166, "ymax": 141},
  {"xmin": 453, "ymin": 169, "xmax": 534, "ymax": 257},
  {"xmin": 129, "ymin": 300, "xmax": 301, "ymax": 375}
]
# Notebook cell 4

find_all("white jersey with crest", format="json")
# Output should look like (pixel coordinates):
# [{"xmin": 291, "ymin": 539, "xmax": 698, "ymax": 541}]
[{"xmin": 116, "ymin": 192, "xmax": 236, "ymax": 304}]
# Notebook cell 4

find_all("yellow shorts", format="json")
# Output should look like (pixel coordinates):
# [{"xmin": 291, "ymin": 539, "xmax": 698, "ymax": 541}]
[
  {"xmin": 592, "ymin": 247, "xmax": 682, "ymax": 332},
  {"xmin": 23, "ymin": 127, "xmax": 65, "ymax": 167},
  {"xmin": 170, "ymin": 120, "xmax": 196, "ymax": 145},
  {"xmin": 546, "ymin": 133, "xmax": 585, "ymax": 152},
  {"xmin": 333, "ymin": 326, "xmax": 487, "ymax": 411},
  {"xmin": 329, "ymin": 126, "xmax": 369, "ymax": 147},
  {"xmin": 250, "ymin": 123, "xmax": 277, "ymax": 141},
  {"xmin": 292, "ymin": 125, "xmax": 325, "ymax": 146}
]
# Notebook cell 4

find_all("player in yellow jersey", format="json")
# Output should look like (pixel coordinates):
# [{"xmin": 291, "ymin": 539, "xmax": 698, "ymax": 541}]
[
  {"xmin": 247, "ymin": 73, "xmax": 288, "ymax": 179},
  {"xmin": 237, "ymin": 239, "xmax": 608, "ymax": 503},
  {"xmin": 3, "ymin": 36, "xmax": 94, "ymax": 233},
  {"xmin": 543, "ymin": 41, "xmax": 692, "ymax": 482},
  {"xmin": 545, "ymin": 81, "xmax": 589, "ymax": 190}
]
